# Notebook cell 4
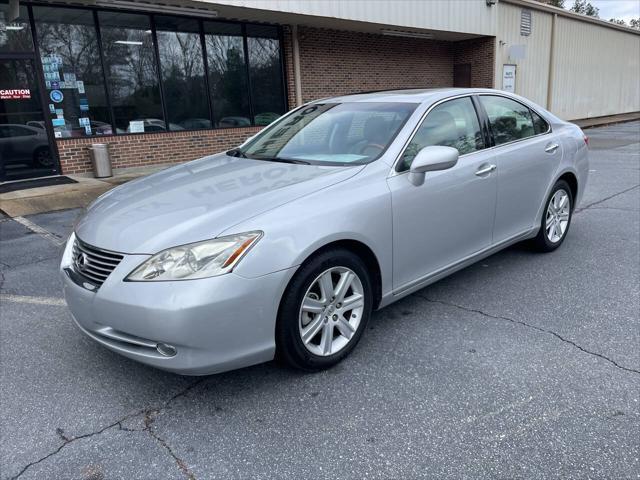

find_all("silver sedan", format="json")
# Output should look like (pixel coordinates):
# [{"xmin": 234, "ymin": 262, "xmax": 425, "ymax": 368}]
[{"xmin": 60, "ymin": 88, "xmax": 589, "ymax": 374}]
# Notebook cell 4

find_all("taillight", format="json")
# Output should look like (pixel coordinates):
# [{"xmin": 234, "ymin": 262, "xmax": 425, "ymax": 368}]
[{"xmin": 583, "ymin": 135, "xmax": 589, "ymax": 146}]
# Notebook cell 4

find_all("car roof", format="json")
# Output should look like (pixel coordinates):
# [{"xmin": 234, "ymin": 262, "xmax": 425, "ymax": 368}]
[{"xmin": 311, "ymin": 88, "xmax": 504, "ymax": 104}]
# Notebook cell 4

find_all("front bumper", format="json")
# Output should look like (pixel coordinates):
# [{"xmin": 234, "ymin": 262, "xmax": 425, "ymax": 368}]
[{"xmin": 61, "ymin": 251, "xmax": 293, "ymax": 375}]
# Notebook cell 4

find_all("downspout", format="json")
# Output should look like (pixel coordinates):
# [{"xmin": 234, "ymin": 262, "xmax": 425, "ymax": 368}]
[
  {"xmin": 546, "ymin": 13, "xmax": 557, "ymax": 111},
  {"xmin": 292, "ymin": 24, "xmax": 303, "ymax": 106}
]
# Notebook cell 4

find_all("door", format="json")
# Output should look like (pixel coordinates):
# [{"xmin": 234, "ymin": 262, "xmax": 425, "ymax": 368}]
[
  {"xmin": 453, "ymin": 63, "xmax": 471, "ymax": 88},
  {"xmin": 0, "ymin": 58, "xmax": 58, "ymax": 181},
  {"xmin": 477, "ymin": 95, "xmax": 561, "ymax": 242},
  {"xmin": 388, "ymin": 96, "xmax": 497, "ymax": 291}
]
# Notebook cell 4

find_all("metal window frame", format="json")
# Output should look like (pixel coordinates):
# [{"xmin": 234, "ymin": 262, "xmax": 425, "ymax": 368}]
[{"xmin": 19, "ymin": 1, "xmax": 288, "ymax": 139}]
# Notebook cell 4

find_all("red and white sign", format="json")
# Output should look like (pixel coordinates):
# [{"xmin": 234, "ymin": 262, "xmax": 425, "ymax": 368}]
[{"xmin": 0, "ymin": 89, "xmax": 31, "ymax": 100}]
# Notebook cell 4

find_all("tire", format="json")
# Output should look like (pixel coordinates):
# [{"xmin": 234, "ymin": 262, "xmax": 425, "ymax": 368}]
[
  {"xmin": 33, "ymin": 147, "xmax": 54, "ymax": 168},
  {"xmin": 276, "ymin": 248, "xmax": 373, "ymax": 371},
  {"xmin": 530, "ymin": 179, "xmax": 574, "ymax": 252}
]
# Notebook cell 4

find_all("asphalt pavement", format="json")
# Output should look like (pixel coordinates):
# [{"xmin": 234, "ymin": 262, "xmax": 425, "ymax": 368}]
[{"xmin": 1, "ymin": 121, "xmax": 638, "ymax": 480}]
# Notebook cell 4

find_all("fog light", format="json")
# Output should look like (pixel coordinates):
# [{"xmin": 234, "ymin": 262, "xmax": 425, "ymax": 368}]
[{"xmin": 156, "ymin": 343, "xmax": 177, "ymax": 357}]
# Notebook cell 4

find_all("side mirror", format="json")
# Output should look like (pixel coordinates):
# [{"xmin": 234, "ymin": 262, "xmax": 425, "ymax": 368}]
[{"xmin": 408, "ymin": 146, "xmax": 459, "ymax": 186}]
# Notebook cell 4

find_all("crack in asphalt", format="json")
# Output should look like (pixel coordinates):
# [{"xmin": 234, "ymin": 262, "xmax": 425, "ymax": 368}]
[
  {"xmin": 574, "ymin": 184, "xmax": 640, "ymax": 213},
  {"xmin": 417, "ymin": 295, "xmax": 640, "ymax": 375},
  {"xmin": 9, "ymin": 410, "xmax": 144, "ymax": 480},
  {"xmin": 10, "ymin": 378, "xmax": 207, "ymax": 480},
  {"xmin": 144, "ymin": 410, "xmax": 197, "ymax": 480}
]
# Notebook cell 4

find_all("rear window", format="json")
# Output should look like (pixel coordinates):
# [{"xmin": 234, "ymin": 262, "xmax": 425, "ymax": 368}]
[
  {"xmin": 531, "ymin": 109, "xmax": 550, "ymax": 135},
  {"xmin": 480, "ymin": 95, "xmax": 536, "ymax": 146}
]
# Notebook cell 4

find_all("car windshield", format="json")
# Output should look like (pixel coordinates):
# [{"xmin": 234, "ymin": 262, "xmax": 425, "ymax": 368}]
[{"xmin": 231, "ymin": 102, "xmax": 418, "ymax": 165}]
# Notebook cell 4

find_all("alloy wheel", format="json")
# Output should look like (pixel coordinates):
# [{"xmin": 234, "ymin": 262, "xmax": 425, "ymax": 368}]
[
  {"xmin": 298, "ymin": 266, "xmax": 365, "ymax": 356},
  {"xmin": 545, "ymin": 189, "xmax": 571, "ymax": 243}
]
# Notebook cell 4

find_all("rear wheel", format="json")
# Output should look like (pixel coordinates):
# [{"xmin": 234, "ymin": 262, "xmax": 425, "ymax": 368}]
[
  {"xmin": 33, "ymin": 147, "xmax": 54, "ymax": 168},
  {"xmin": 276, "ymin": 249, "xmax": 373, "ymax": 371},
  {"xmin": 530, "ymin": 179, "xmax": 573, "ymax": 252}
]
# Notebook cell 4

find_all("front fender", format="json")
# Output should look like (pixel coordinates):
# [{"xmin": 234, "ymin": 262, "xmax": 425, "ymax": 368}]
[{"xmin": 223, "ymin": 164, "xmax": 394, "ymax": 299}]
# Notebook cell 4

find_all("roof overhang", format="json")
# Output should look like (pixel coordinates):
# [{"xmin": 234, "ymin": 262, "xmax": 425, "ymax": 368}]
[{"xmin": 34, "ymin": 0, "xmax": 489, "ymax": 41}]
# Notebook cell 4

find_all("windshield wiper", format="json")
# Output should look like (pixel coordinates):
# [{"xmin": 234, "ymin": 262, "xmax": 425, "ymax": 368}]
[
  {"xmin": 253, "ymin": 157, "xmax": 311, "ymax": 165},
  {"xmin": 226, "ymin": 148, "xmax": 247, "ymax": 158}
]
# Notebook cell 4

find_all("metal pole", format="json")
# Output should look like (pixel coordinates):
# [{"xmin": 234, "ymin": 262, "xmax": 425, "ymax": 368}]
[
  {"xmin": 292, "ymin": 24, "xmax": 303, "ymax": 106},
  {"xmin": 546, "ymin": 13, "xmax": 557, "ymax": 111}
]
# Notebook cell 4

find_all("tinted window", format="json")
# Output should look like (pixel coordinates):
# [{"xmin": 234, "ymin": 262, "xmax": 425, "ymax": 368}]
[
  {"xmin": 155, "ymin": 16, "xmax": 209, "ymax": 131},
  {"xmin": 531, "ymin": 109, "xmax": 549, "ymax": 134},
  {"xmin": 98, "ymin": 12, "xmax": 163, "ymax": 134},
  {"xmin": 0, "ymin": 1, "xmax": 33, "ymax": 52},
  {"xmin": 399, "ymin": 96, "xmax": 483, "ymax": 171},
  {"xmin": 240, "ymin": 102, "xmax": 417, "ymax": 165},
  {"xmin": 480, "ymin": 95, "xmax": 535, "ymax": 145},
  {"xmin": 34, "ymin": 7, "xmax": 112, "ymax": 137},
  {"xmin": 204, "ymin": 22, "xmax": 250, "ymax": 128},
  {"xmin": 246, "ymin": 25, "xmax": 285, "ymax": 126}
]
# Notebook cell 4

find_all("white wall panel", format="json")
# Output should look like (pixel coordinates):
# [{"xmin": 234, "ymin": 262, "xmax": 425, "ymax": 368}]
[
  {"xmin": 197, "ymin": 0, "xmax": 497, "ymax": 35},
  {"xmin": 495, "ymin": 3, "xmax": 552, "ymax": 107},
  {"xmin": 550, "ymin": 16, "xmax": 640, "ymax": 119}
]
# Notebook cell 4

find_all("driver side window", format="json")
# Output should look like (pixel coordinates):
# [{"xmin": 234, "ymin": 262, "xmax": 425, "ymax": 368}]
[{"xmin": 398, "ymin": 96, "xmax": 484, "ymax": 171}]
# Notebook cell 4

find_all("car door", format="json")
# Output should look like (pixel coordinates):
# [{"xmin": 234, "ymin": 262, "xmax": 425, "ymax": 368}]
[
  {"xmin": 477, "ymin": 95, "xmax": 561, "ymax": 242},
  {"xmin": 387, "ymin": 96, "xmax": 497, "ymax": 292}
]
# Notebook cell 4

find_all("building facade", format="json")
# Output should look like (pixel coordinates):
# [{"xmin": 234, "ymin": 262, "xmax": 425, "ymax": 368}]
[{"xmin": 0, "ymin": 0, "xmax": 637, "ymax": 182}]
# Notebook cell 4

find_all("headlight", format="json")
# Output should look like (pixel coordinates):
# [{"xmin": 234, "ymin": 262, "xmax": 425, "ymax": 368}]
[{"xmin": 126, "ymin": 231, "xmax": 262, "ymax": 281}]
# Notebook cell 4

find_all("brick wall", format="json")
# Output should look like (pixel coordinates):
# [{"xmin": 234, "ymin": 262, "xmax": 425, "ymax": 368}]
[
  {"xmin": 454, "ymin": 37, "xmax": 496, "ymax": 88},
  {"xmin": 294, "ymin": 27, "xmax": 455, "ymax": 103},
  {"xmin": 57, "ymin": 127, "xmax": 261, "ymax": 175}
]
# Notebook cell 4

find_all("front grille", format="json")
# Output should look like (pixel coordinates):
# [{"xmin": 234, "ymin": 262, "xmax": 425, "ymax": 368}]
[{"xmin": 72, "ymin": 237, "xmax": 124, "ymax": 286}]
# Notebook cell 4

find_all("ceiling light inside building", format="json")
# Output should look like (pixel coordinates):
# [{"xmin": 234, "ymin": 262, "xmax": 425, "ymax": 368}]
[
  {"xmin": 381, "ymin": 29, "xmax": 434, "ymax": 40},
  {"xmin": 5, "ymin": 24, "xmax": 24, "ymax": 31},
  {"xmin": 115, "ymin": 40, "xmax": 143, "ymax": 46}
]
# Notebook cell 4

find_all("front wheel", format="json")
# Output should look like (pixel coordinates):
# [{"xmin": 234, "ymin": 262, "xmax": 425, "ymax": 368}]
[
  {"xmin": 530, "ymin": 179, "xmax": 573, "ymax": 252},
  {"xmin": 276, "ymin": 249, "xmax": 373, "ymax": 371}
]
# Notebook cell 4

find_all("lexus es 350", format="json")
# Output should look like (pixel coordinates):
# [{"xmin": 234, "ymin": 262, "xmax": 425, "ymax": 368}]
[{"xmin": 60, "ymin": 89, "xmax": 589, "ymax": 374}]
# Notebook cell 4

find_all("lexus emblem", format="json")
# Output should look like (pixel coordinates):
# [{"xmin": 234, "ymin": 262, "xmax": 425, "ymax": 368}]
[{"xmin": 75, "ymin": 252, "xmax": 89, "ymax": 272}]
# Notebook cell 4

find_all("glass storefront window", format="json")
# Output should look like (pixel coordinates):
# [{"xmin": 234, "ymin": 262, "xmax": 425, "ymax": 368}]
[
  {"xmin": 0, "ymin": 58, "xmax": 56, "ymax": 180},
  {"xmin": 0, "ymin": 1, "xmax": 33, "ymax": 52},
  {"xmin": 1, "ymin": 4, "xmax": 287, "ymax": 141},
  {"xmin": 98, "ymin": 11, "xmax": 163, "ymax": 134},
  {"xmin": 246, "ymin": 25, "xmax": 285, "ymax": 126},
  {"xmin": 155, "ymin": 16, "xmax": 209, "ymax": 131},
  {"xmin": 33, "ymin": 7, "xmax": 112, "ymax": 138},
  {"xmin": 204, "ymin": 22, "xmax": 251, "ymax": 129}
]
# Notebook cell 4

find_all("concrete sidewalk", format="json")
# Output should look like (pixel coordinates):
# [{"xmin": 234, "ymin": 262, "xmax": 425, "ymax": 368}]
[
  {"xmin": 0, "ymin": 164, "xmax": 171, "ymax": 218},
  {"xmin": 574, "ymin": 111, "xmax": 640, "ymax": 129}
]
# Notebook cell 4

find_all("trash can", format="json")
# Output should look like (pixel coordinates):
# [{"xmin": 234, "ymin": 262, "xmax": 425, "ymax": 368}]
[{"xmin": 88, "ymin": 143, "xmax": 113, "ymax": 178}]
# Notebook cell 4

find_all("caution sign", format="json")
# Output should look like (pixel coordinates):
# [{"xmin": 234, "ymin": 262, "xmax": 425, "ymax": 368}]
[{"xmin": 0, "ymin": 89, "xmax": 31, "ymax": 100}]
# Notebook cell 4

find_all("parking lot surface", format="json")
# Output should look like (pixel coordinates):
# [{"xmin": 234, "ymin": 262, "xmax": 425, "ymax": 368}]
[{"xmin": 1, "ymin": 122, "xmax": 638, "ymax": 480}]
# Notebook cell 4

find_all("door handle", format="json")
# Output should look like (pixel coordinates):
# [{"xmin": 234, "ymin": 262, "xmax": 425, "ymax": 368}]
[
  {"xmin": 545, "ymin": 143, "xmax": 559, "ymax": 154},
  {"xmin": 475, "ymin": 164, "xmax": 496, "ymax": 176}
]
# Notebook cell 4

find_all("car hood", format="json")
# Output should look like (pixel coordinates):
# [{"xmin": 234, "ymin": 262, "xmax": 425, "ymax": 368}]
[{"xmin": 76, "ymin": 154, "xmax": 364, "ymax": 253}]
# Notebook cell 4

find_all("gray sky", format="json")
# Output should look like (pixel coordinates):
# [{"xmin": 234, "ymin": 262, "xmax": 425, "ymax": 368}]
[{"xmin": 588, "ymin": 1, "xmax": 639, "ymax": 23}]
